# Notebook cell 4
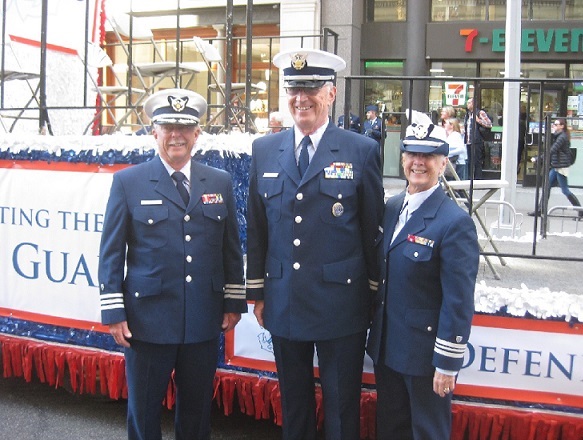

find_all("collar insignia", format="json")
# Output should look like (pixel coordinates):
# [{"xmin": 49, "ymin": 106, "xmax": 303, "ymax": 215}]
[
  {"xmin": 168, "ymin": 95, "xmax": 189, "ymax": 113},
  {"xmin": 291, "ymin": 53, "xmax": 307, "ymax": 71}
]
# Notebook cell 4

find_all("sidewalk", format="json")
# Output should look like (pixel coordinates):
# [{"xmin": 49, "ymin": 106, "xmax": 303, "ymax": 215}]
[{"xmin": 0, "ymin": 375, "xmax": 284, "ymax": 439}]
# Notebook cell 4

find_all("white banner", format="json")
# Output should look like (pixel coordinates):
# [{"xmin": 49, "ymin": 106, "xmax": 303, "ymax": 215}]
[
  {"xmin": 0, "ymin": 167, "xmax": 112, "ymax": 323},
  {"xmin": 2, "ymin": 0, "xmax": 103, "ymax": 48},
  {"xmin": 233, "ymin": 308, "xmax": 583, "ymax": 406},
  {"xmin": 234, "ymin": 304, "xmax": 390, "ymax": 377},
  {"xmin": 459, "ymin": 323, "xmax": 583, "ymax": 397}
]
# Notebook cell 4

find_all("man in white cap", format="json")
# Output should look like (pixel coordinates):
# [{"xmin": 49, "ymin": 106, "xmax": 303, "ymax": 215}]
[
  {"xmin": 98, "ymin": 88, "xmax": 246, "ymax": 440},
  {"xmin": 246, "ymin": 49, "xmax": 384, "ymax": 439},
  {"xmin": 367, "ymin": 111, "xmax": 479, "ymax": 439}
]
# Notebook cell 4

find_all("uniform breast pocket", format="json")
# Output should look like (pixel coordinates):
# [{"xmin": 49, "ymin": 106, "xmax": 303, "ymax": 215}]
[
  {"xmin": 202, "ymin": 204, "xmax": 228, "ymax": 245},
  {"xmin": 319, "ymin": 180, "xmax": 357, "ymax": 225},
  {"xmin": 132, "ymin": 206, "xmax": 169, "ymax": 248},
  {"xmin": 257, "ymin": 178, "xmax": 284, "ymax": 222},
  {"xmin": 403, "ymin": 243, "xmax": 433, "ymax": 263}
]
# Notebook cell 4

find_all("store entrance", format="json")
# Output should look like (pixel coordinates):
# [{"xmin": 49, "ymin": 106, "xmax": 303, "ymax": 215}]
[
  {"xmin": 521, "ymin": 85, "xmax": 567, "ymax": 186},
  {"xmin": 477, "ymin": 83, "xmax": 568, "ymax": 184}
]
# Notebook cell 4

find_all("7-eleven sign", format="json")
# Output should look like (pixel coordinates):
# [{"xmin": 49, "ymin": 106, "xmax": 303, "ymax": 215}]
[{"xmin": 444, "ymin": 82, "xmax": 467, "ymax": 106}]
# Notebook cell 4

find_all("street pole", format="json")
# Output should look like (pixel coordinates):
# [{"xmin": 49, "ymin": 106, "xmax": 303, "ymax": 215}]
[{"xmin": 497, "ymin": 0, "xmax": 521, "ymax": 234}]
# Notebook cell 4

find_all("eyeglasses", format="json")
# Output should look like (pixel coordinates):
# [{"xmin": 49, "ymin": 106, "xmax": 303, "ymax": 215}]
[
  {"xmin": 285, "ymin": 86, "xmax": 324, "ymax": 97},
  {"xmin": 553, "ymin": 122, "xmax": 562, "ymax": 126},
  {"xmin": 157, "ymin": 124, "xmax": 197, "ymax": 133}
]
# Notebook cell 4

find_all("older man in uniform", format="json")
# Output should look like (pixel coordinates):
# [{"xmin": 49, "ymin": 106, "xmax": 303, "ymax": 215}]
[
  {"xmin": 245, "ymin": 49, "xmax": 384, "ymax": 440},
  {"xmin": 98, "ymin": 88, "xmax": 246, "ymax": 440}
]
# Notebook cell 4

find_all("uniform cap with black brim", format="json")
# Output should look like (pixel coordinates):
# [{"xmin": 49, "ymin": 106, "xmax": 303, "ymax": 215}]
[
  {"xmin": 144, "ymin": 88, "xmax": 207, "ymax": 125},
  {"xmin": 273, "ymin": 48, "xmax": 346, "ymax": 88},
  {"xmin": 400, "ymin": 109, "xmax": 449, "ymax": 156}
]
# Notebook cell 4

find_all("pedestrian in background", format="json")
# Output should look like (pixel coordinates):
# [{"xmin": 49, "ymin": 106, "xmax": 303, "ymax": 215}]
[
  {"xmin": 246, "ymin": 48, "xmax": 384, "ymax": 440},
  {"xmin": 337, "ymin": 111, "xmax": 361, "ymax": 133},
  {"xmin": 463, "ymin": 97, "xmax": 492, "ymax": 179},
  {"xmin": 98, "ymin": 88, "xmax": 246, "ymax": 440},
  {"xmin": 367, "ymin": 110, "xmax": 479, "ymax": 440},
  {"xmin": 363, "ymin": 103, "xmax": 385, "ymax": 148},
  {"xmin": 439, "ymin": 105, "xmax": 456, "ymax": 128},
  {"xmin": 266, "ymin": 111, "xmax": 285, "ymax": 134},
  {"xmin": 529, "ymin": 118, "xmax": 582, "ymax": 218},
  {"xmin": 444, "ymin": 117, "xmax": 468, "ymax": 180}
]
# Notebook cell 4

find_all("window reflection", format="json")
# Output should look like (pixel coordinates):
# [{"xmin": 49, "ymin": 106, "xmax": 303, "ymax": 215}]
[
  {"xmin": 429, "ymin": 0, "xmax": 583, "ymax": 22},
  {"xmin": 363, "ymin": 61, "xmax": 404, "ymax": 116},
  {"xmin": 366, "ymin": 0, "xmax": 407, "ymax": 22}
]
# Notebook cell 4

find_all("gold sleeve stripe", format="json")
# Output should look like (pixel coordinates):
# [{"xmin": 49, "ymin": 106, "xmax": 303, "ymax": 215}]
[{"xmin": 246, "ymin": 278, "xmax": 264, "ymax": 289}]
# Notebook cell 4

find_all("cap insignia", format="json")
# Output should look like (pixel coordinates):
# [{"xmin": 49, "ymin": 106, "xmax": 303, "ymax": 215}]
[
  {"xmin": 291, "ymin": 53, "xmax": 307, "ymax": 71},
  {"xmin": 412, "ymin": 123, "xmax": 434, "ymax": 140},
  {"xmin": 168, "ymin": 95, "xmax": 189, "ymax": 113}
]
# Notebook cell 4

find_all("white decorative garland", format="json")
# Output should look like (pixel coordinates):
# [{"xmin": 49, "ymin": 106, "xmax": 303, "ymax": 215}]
[
  {"xmin": 0, "ymin": 131, "xmax": 258, "ymax": 156},
  {"xmin": 475, "ymin": 281, "xmax": 583, "ymax": 322}
]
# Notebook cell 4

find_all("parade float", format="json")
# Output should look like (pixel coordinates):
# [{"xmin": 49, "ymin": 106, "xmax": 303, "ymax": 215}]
[
  {"xmin": 1, "ymin": 1, "xmax": 583, "ymax": 438},
  {"xmin": 1, "ymin": 131, "xmax": 583, "ymax": 440}
]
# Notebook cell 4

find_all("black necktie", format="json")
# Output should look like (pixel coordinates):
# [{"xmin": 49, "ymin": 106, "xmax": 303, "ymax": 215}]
[
  {"xmin": 298, "ymin": 136, "xmax": 310, "ymax": 177},
  {"xmin": 399, "ymin": 201, "xmax": 409, "ymax": 224},
  {"xmin": 172, "ymin": 171, "xmax": 190, "ymax": 205}
]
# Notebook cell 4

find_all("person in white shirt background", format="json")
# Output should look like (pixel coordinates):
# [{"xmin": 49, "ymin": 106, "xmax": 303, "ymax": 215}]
[{"xmin": 444, "ymin": 117, "xmax": 468, "ymax": 180}]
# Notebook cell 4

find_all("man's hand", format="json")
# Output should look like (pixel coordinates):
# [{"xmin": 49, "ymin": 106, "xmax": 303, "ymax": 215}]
[
  {"xmin": 222, "ymin": 313, "xmax": 241, "ymax": 333},
  {"xmin": 253, "ymin": 300, "xmax": 265, "ymax": 328},
  {"xmin": 109, "ymin": 321, "xmax": 132, "ymax": 348},
  {"xmin": 433, "ymin": 370, "xmax": 457, "ymax": 398}
]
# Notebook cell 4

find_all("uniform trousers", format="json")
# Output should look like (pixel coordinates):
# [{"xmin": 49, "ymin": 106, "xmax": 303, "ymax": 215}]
[
  {"xmin": 124, "ymin": 338, "xmax": 219, "ymax": 440},
  {"xmin": 374, "ymin": 363, "xmax": 452, "ymax": 440},
  {"xmin": 272, "ymin": 331, "xmax": 367, "ymax": 440}
]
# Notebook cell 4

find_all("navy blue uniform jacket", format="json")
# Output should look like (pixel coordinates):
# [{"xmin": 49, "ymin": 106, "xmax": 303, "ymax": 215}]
[
  {"xmin": 98, "ymin": 156, "xmax": 246, "ymax": 344},
  {"xmin": 367, "ymin": 188, "xmax": 479, "ymax": 375},
  {"xmin": 246, "ymin": 123, "xmax": 384, "ymax": 341},
  {"xmin": 363, "ymin": 117, "xmax": 384, "ymax": 145}
]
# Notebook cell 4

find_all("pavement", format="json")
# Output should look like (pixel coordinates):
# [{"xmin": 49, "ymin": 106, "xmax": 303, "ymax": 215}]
[
  {"xmin": 0, "ymin": 177, "xmax": 581, "ymax": 439},
  {"xmin": 0, "ymin": 375, "xmax": 283, "ymax": 439}
]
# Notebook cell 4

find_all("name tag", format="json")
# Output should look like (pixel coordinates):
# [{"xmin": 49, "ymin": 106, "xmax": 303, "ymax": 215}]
[
  {"xmin": 141, "ymin": 200, "xmax": 163, "ymax": 205},
  {"xmin": 263, "ymin": 172, "xmax": 279, "ymax": 178}
]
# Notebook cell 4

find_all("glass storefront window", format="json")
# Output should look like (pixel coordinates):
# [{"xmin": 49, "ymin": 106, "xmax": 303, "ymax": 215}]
[
  {"xmin": 527, "ymin": 0, "xmax": 562, "ymax": 20},
  {"xmin": 431, "ymin": 1, "xmax": 485, "ymax": 21},
  {"xmin": 363, "ymin": 61, "xmax": 404, "ymax": 115},
  {"xmin": 428, "ymin": 62, "xmax": 477, "ymax": 114},
  {"xmin": 566, "ymin": 0, "xmax": 583, "ymax": 19},
  {"xmin": 431, "ymin": 0, "xmax": 583, "ymax": 21},
  {"xmin": 487, "ymin": 1, "xmax": 508, "ymax": 20},
  {"xmin": 366, "ymin": 0, "xmax": 407, "ymax": 22},
  {"xmin": 569, "ymin": 64, "xmax": 583, "ymax": 130},
  {"xmin": 521, "ymin": 63, "xmax": 566, "ymax": 79},
  {"xmin": 364, "ymin": 61, "xmax": 404, "ymax": 177}
]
